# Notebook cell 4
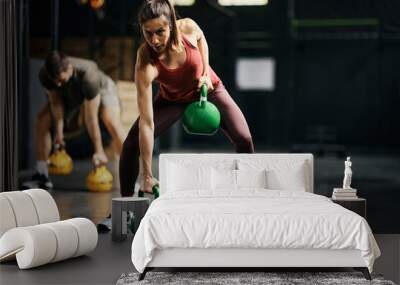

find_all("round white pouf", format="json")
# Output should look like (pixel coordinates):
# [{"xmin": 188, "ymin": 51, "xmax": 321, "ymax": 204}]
[
  {"xmin": 0, "ymin": 189, "xmax": 98, "ymax": 269},
  {"xmin": 0, "ymin": 218, "xmax": 98, "ymax": 269}
]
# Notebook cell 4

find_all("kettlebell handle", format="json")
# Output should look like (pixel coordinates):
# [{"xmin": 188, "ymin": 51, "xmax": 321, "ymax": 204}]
[
  {"xmin": 54, "ymin": 143, "xmax": 63, "ymax": 151},
  {"xmin": 199, "ymin": 84, "xmax": 208, "ymax": 107}
]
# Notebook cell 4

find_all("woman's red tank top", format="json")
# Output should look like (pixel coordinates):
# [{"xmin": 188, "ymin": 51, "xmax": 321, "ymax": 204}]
[{"xmin": 151, "ymin": 35, "xmax": 220, "ymax": 102}]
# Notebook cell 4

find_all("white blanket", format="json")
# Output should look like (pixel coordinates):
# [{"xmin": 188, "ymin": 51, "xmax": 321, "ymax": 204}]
[{"xmin": 131, "ymin": 190, "xmax": 380, "ymax": 273}]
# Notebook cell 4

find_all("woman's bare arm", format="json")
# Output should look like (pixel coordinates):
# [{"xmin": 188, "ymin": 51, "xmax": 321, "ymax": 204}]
[
  {"xmin": 179, "ymin": 18, "xmax": 213, "ymax": 91},
  {"xmin": 135, "ymin": 45, "xmax": 158, "ymax": 190}
]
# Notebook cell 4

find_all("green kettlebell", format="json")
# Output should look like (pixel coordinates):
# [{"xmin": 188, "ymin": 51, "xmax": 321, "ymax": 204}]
[{"xmin": 182, "ymin": 84, "xmax": 221, "ymax": 136}]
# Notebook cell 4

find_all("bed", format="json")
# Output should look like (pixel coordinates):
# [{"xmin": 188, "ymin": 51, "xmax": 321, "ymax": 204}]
[{"xmin": 131, "ymin": 153, "xmax": 380, "ymax": 280}]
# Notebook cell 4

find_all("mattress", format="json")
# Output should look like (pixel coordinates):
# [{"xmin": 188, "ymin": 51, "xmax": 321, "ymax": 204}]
[{"xmin": 131, "ymin": 190, "xmax": 380, "ymax": 273}]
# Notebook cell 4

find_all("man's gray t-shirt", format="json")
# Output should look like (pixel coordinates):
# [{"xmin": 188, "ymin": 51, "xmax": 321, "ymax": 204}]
[{"xmin": 39, "ymin": 57, "xmax": 109, "ymax": 112}]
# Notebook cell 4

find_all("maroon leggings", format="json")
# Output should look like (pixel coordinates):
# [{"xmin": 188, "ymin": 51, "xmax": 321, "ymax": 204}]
[{"xmin": 119, "ymin": 83, "xmax": 254, "ymax": 196}]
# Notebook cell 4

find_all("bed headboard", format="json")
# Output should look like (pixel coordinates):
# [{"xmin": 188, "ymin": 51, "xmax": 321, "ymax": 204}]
[{"xmin": 159, "ymin": 153, "xmax": 314, "ymax": 195}]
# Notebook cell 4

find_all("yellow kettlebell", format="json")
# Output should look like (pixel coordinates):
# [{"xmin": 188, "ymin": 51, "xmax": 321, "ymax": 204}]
[
  {"xmin": 48, "ymin": 147, "xmax": 73, "ymax": 175},
  {"xmin": 86, "ymin": 165, "xmax": 113, "ymax": 192}
]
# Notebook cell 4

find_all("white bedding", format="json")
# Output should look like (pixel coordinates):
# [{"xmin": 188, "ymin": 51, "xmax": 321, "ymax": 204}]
[{"xmin": 131, "ymin": 190, "xmax": 380, "ymax": 273}]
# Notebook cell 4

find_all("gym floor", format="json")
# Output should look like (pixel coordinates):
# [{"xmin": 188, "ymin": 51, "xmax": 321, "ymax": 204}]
[{"xmin": 4, "ymin": 149, "xmax": 400, "ymax": 284}]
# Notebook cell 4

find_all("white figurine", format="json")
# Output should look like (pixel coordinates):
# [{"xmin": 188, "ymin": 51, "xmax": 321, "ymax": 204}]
[{"xmin": 342, "ymin": 157, "xmax": 353, "ymax": 189}]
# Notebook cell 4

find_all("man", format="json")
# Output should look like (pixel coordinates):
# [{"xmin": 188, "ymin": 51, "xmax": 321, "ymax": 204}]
[{"xmin": 25, "ymin": 51, "xmax": 125, "ymax": 189}]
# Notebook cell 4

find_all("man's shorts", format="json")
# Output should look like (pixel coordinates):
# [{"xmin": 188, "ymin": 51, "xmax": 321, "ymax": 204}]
[{"xmin": 99, "ymin": 77, "xmax": 120, "ymax": 108}]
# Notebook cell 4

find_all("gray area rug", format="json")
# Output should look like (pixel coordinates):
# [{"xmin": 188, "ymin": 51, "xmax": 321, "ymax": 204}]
[{"xmin": 116, "ymin": 272, "xmax": 396, "ymax": 285}]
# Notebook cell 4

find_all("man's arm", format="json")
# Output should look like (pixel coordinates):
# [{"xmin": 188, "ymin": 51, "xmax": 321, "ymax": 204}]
[
  {"xmin": 135, "ymin": 45, "xmax": 158, "ymax": 190},
  {"xmin": 83, "ymin": 95, "xmax": 107, "ymax": 166},
  {"xmin": 47, "ymin": 90, "xmax": 64, "ymax": 146}
]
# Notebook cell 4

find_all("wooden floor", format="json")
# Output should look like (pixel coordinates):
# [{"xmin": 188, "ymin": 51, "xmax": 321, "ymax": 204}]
[{"xmin": 46, "ymin": 160, "xmax": 121, "ymax": 225}]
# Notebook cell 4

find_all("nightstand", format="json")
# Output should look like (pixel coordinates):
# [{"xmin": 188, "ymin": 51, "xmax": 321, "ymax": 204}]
[{"xmin": 331, "ymin": 197, "xmax": 366, "ymax": 219}]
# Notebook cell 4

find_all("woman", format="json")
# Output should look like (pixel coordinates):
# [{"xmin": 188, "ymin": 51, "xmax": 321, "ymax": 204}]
[{"xmin": 120, "ymin": 0, "xmax": 254, "ymax": 196}]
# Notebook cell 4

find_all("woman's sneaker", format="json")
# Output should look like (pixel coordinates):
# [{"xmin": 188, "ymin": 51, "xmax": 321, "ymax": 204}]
[{"xmin": 22, "ymin": 173, "xmax": 54, "ymax": 190}]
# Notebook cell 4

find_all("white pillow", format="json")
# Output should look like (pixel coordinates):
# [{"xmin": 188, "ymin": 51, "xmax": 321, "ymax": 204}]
[
  {"xmin": 266, "ymin": 167, "xmax": 306, "ymax": 191},
  {"xmin": 237, "ymin": 159, "xmax": 307, "ymax": 191},
  {"xmin": 166, "ymin": 162, "xmax": 212, "ymax": 191},
  {"xmin": 212, "ymin": 168, "xmax": 237, "ymax": 190},
  {"xmin": 236, "ymin": 169, "xmax": 268, "ymax": 189}
]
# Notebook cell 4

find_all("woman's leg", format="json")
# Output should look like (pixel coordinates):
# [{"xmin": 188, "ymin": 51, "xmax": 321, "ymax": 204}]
[
  {"xmin": 209, "ymin": 83, "xmax": 255, "ymax": 153},
  {"xmin": 119, "ymin": 97, "xmax": 187, "ymax": 197}
]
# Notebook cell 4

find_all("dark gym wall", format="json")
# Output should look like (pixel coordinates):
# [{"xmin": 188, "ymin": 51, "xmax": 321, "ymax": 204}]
[
  {"xmin": 28, "ymin": 0, "xmax": 400, "ymax": 150},
  {"xmin": 206, "ymin": 0, "xmax": 400, "ymax": 150},
  {"xmin": 176, "ymin": 0, "xmax": 400, "ymax": 151}
]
